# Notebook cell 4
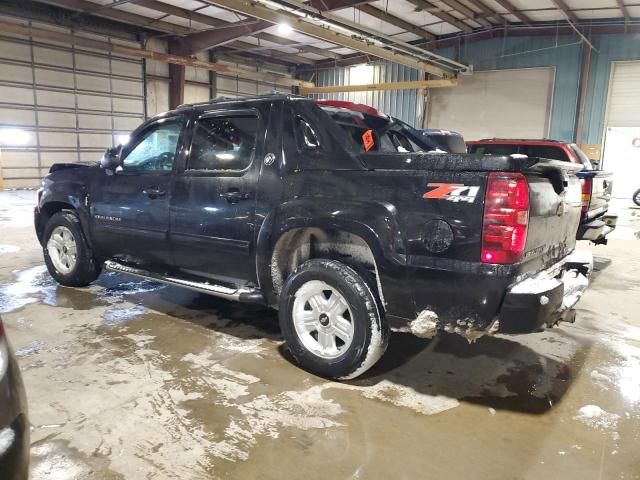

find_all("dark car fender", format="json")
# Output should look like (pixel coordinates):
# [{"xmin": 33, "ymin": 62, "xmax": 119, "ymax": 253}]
[
  {"xmin": 256, "ymin": 198, "xmax": 415, "ymax": 318},
  {"xmin": 36, "ymin": 174, "xmax": 93, "ymax": 247}
]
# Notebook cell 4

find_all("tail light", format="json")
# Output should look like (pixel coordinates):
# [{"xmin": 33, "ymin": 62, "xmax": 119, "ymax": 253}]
[
  {"xmin": 580, "ymin": 178, "xmax": 591, "ymax": 214},
  {"xmin": 481, "ymin": 172, "xmax": 529, "ymax": 264}
]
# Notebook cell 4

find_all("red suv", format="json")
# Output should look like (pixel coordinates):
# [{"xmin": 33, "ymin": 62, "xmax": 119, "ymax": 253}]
[{"xmin": 467, "ymin": 139, "xmax": 616, "ymax": 244}]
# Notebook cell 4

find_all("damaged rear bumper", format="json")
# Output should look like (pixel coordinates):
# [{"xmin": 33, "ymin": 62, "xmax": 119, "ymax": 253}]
[{"xmin": 497, "ymin": 250, "xmax": 593, "ymax": 334}]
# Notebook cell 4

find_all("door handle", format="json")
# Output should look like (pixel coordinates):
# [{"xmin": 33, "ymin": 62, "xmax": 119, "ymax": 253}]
[
  {"xmin": 142, "ymin": 187, "xmax": 166, "ymax": 198},
  {"xmin": 220, "ymin": 190, "xmax": 249, "ymax": 203}
]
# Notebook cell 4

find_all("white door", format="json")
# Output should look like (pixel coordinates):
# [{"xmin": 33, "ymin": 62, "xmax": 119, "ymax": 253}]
[
  {"xmin": 425, "ymin": 67, "xmax": 554, "ymax": 141},
  {"xmin": 602, "ymin": 62, "xmax": 640, "ymax": 199},
  {"xmin": 602, "ymin": 127, "xmax": 640, "ymax": 199}
]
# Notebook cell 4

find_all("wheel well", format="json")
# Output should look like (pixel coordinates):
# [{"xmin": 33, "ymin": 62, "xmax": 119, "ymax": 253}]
[
  {"xmin": 36, "ymin": 201, "xmax": 74, "ymax": 242},
  {"xmin": 270, "ymin": 227, "xmax": 385, "ymax": 308}
]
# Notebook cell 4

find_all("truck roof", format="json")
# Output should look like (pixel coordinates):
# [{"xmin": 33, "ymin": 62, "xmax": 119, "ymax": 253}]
[
  {"xmin": 467, "ymin": 138, "xmax": 569, "ymax": 145},
  {"xmin": 177, "ymin": 92, "xmax": 303, "ymax": 110}
]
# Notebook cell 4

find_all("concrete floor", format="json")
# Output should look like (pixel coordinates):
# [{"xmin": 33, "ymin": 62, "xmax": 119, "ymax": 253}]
[{"xmin": 1, "ymin": 190, "xmax": 639, "ymax": 480}]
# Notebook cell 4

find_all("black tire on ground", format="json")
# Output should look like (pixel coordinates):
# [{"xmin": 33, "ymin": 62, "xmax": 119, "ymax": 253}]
[
  {"xmin": 633, "ymin": 188, "xmax": 640, "ymax": 207},
  {"xmin": 43, "ymin": 211, "xmax": 101, "ymax": 287},
  {"xmin": 278, "ymin": 258, "xmax": 389, "ymax": 380}
]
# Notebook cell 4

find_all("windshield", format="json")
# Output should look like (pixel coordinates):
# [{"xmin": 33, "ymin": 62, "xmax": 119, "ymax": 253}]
[{"xmin": 320, "ymin": 106, "xmax": 437, "ymax": 154}]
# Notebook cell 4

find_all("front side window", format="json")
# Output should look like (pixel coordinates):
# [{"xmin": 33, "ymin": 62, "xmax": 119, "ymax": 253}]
[
  {"xmin": 188, "ymin": 114, "xmax": 258, "ymax": 171},
  {"xmin": 122, "ymin": 118, "xmax": 183, "ymax": 172}
]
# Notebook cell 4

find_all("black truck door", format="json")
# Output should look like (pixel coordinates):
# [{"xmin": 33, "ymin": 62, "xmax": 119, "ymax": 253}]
[
  {"xmin": 90, "ymin": 116, "xmax": 185, "ymax": 267},
  {"xmin": 169, "ymin": 107, "xmax": 264, "ymax": 283}
]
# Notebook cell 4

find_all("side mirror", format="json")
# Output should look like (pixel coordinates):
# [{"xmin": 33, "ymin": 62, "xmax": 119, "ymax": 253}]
[{"xmin": 100, "ymin": 145, "xmax": 122, "ymax": 172}]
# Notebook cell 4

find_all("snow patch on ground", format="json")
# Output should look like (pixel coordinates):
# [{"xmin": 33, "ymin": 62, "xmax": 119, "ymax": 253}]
[
  {"xmin": 103, "ymin": 304, "xmax": 147, "ymax": 325},
  {"xmin": 0, "ymin": 265, "xmax": 57, "ymax": 313},
  {"xmin": 342, "ymin": 380, "xmax": 459, "ymax": 416},
  {"xmin": 409, "ymin": 310, "xmax": 438, "ymax": 338},
  {"xmin": 0, "ymin": 244, "xmax": 20, "ymax": 254},
  {"xmin": 574, "ymin": 405, "xmax": 620, "ymax": 431}
]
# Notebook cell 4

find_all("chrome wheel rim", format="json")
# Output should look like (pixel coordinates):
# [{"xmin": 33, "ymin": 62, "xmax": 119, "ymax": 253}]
[
  {"xmin": 47, "ymin": 226, "xmax": 77, "ymax": 274},
  {"xmin": 292, "ymin": 280, "xmax": 354, "ymax": 359}
]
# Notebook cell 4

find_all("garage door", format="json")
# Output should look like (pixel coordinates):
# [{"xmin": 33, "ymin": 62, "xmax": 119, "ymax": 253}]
[
  {"xmin": 425, "ymin": 67, "xmax": 554, "ymax": 141},
  {"xmin": 0, "ymin": 22, "xmax": 145, "ymax": 188},
  {"xmin": 602, "ymin": 61, "xmax": 640, "ymax": 198}
]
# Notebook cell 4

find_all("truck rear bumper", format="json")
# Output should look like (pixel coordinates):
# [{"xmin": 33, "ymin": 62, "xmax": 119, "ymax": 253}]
[
  {"xmin": 497, "ymin": 250, "xmax": 593, "ymax": 334},
  {"xmin": 577, "ymin": 214, "xmax": 617, "ymax": 244}
]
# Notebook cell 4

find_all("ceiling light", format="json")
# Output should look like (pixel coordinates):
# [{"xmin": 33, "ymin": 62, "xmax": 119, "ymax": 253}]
[
  {"xmin": 0, "ymin": 128, "xmax": 30, "ymax": 146},
  {"xmin": 277, "ymin": 23, "xmax": 293, "ymax": 35}
]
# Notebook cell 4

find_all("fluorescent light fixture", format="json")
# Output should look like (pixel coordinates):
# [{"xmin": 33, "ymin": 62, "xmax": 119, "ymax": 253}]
[
  {"xmin": 216, "ymin": 153, "xmax": 235, "ymax": 160},
  {"xmin": 115, "ymin": 134, "xmax": 130, "ymax": 146},
  {"xmin": 0, "ymin": 128, "xmax": 30, "ymax": 146},
  {"xmin": 277, "ymin": 23, "xmax": 294, "ymax": 35}
]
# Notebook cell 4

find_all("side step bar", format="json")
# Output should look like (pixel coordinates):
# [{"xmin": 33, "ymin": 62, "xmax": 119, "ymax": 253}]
[{"xmin": 103, "ymin": 260, "xmax": 266, "ymax": 304}]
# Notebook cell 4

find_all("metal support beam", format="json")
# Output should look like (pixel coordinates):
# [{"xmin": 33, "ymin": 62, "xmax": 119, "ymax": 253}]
[
  {"xmin": 575, "ymin": 43, "xmax": 591, "ymax": 145},
  {"xmin": 616, "ymin": 0, "xmax": 631, "ymax": 23},
  {"xmin": 134, "ymin": 0, "xmax": 338, "ymax": 61},
  {"xmin": 552, "ymin": 0, "xmax": 578, "ymax": 24},
  {"xmin": 0, "ymin": 20, "xmax": 313, "ymax": 88},
  {"xmin": 168, "ymin": 41, "xmax": 186, "ymax": 109},
  {"xmin": 404, "ymin": 0, "xmax": 473, "ymax": 33},
  {"xmin": 551, "ymin": 0, "xmax": 597, "ymax": 52},
  {"xmin": 439, "ymin": 0, "xmax": 491, "ymax": 27},
  {"xmin": 300, "ymin": 78, "xmax": 457, "ymax": 94},
  {"xmin": 465, "ymin": 0, "xmax": 508, "ymax": 24},
  {"xmin": 493, "ymin": 0, "xmax": 531, "ymax": 25},
  {"xmin": 308, "ymin": 0, "xmax": 372, "ymax": 10},
  {"xmin": 34, "ymin": 0, "xmax": 192, "ymax": 34},
  {"xmin": 200, "ymin": 0, "xmax": 453, "ymax": 76},
  {"xmin": 173, "ymin": 19, "xmax": 273, "ymax": 55},
  {"xmin": 357, "ymin": 5, "xmax": 436, "ymax": 41}
]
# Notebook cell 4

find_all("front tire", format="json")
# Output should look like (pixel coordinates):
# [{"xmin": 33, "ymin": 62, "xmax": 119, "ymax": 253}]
[
  {"xmin": 43, "ymin": 211, "xmax": 100, "ymax": 287},
  {"xmin": 278, "ymin": 259, "xmax": 389, "ymax": 380},
  {"xmin": 633, "ymin": 188, "xmax": 640, "ymax": 207}
]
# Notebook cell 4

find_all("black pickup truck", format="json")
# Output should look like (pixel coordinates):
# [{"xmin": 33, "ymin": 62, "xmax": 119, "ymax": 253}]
[{"xmin": 35, "ymin": 94, "xmax": 592, "ymax": 379}]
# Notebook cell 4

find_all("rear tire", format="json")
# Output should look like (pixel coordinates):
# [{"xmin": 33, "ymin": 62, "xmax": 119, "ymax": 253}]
[
  {"xmin": 278, "ymin": 259, "xmax": 389, "ymax": 380},
  {"xmin": 43, "ymin": 211, "xmax": 101, "ymax": 287},
  {"xmin": 633, "ymin": 188, "xmax": 640, "ymax": 207}
]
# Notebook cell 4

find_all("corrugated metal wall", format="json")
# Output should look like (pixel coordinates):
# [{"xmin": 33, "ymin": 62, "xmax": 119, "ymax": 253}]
[
  {"xmin": 307, "ymin": 33, "xmax": 640, "ymax": 145},
  {"xmin": 307, "ymin": 63, "xmax": 422, "ymax": 127}
]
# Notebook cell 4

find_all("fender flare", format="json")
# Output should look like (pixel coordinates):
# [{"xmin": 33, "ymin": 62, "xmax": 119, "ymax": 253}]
[
  {"xmin": 256, "ymin": 198, "xmax": 412, "ymax": 316},
  {"xmin": 37, "ymin": 184, "xmax": 92, "ymax": 248}
]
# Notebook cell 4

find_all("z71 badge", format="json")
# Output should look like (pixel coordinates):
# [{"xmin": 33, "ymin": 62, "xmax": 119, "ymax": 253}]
[{"xmin": 423, "ymin": 183, "xmax": 479, "ymax": 203}]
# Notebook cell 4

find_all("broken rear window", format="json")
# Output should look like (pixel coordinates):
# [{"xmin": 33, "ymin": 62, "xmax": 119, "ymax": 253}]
[{"xmin": 319, "ymin": 105, "xmax": 435, "ymax": 154}]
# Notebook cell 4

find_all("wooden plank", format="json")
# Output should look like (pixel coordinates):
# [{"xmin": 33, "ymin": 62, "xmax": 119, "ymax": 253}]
[{"xmin": 300, "ymin": 78, "xmax": 457, "ymax": 94}]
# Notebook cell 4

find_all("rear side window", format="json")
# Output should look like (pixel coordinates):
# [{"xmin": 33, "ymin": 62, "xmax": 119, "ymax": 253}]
[
  {"xmin": 468, "ymin": 144, "xmax": 520, "ymax": 155},
  {"xmin": 520, "ymin": 146, "xmax": 569, "ymax": 162},
  {"xmin": 188, "ymin": 114, "xmax": 258, "ymax": 171}
]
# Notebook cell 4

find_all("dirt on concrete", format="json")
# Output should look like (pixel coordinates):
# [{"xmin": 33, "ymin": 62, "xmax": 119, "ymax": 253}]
[{"xmin": 1, "ymin": 190, "xmax": 639, "ymax": 480}]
